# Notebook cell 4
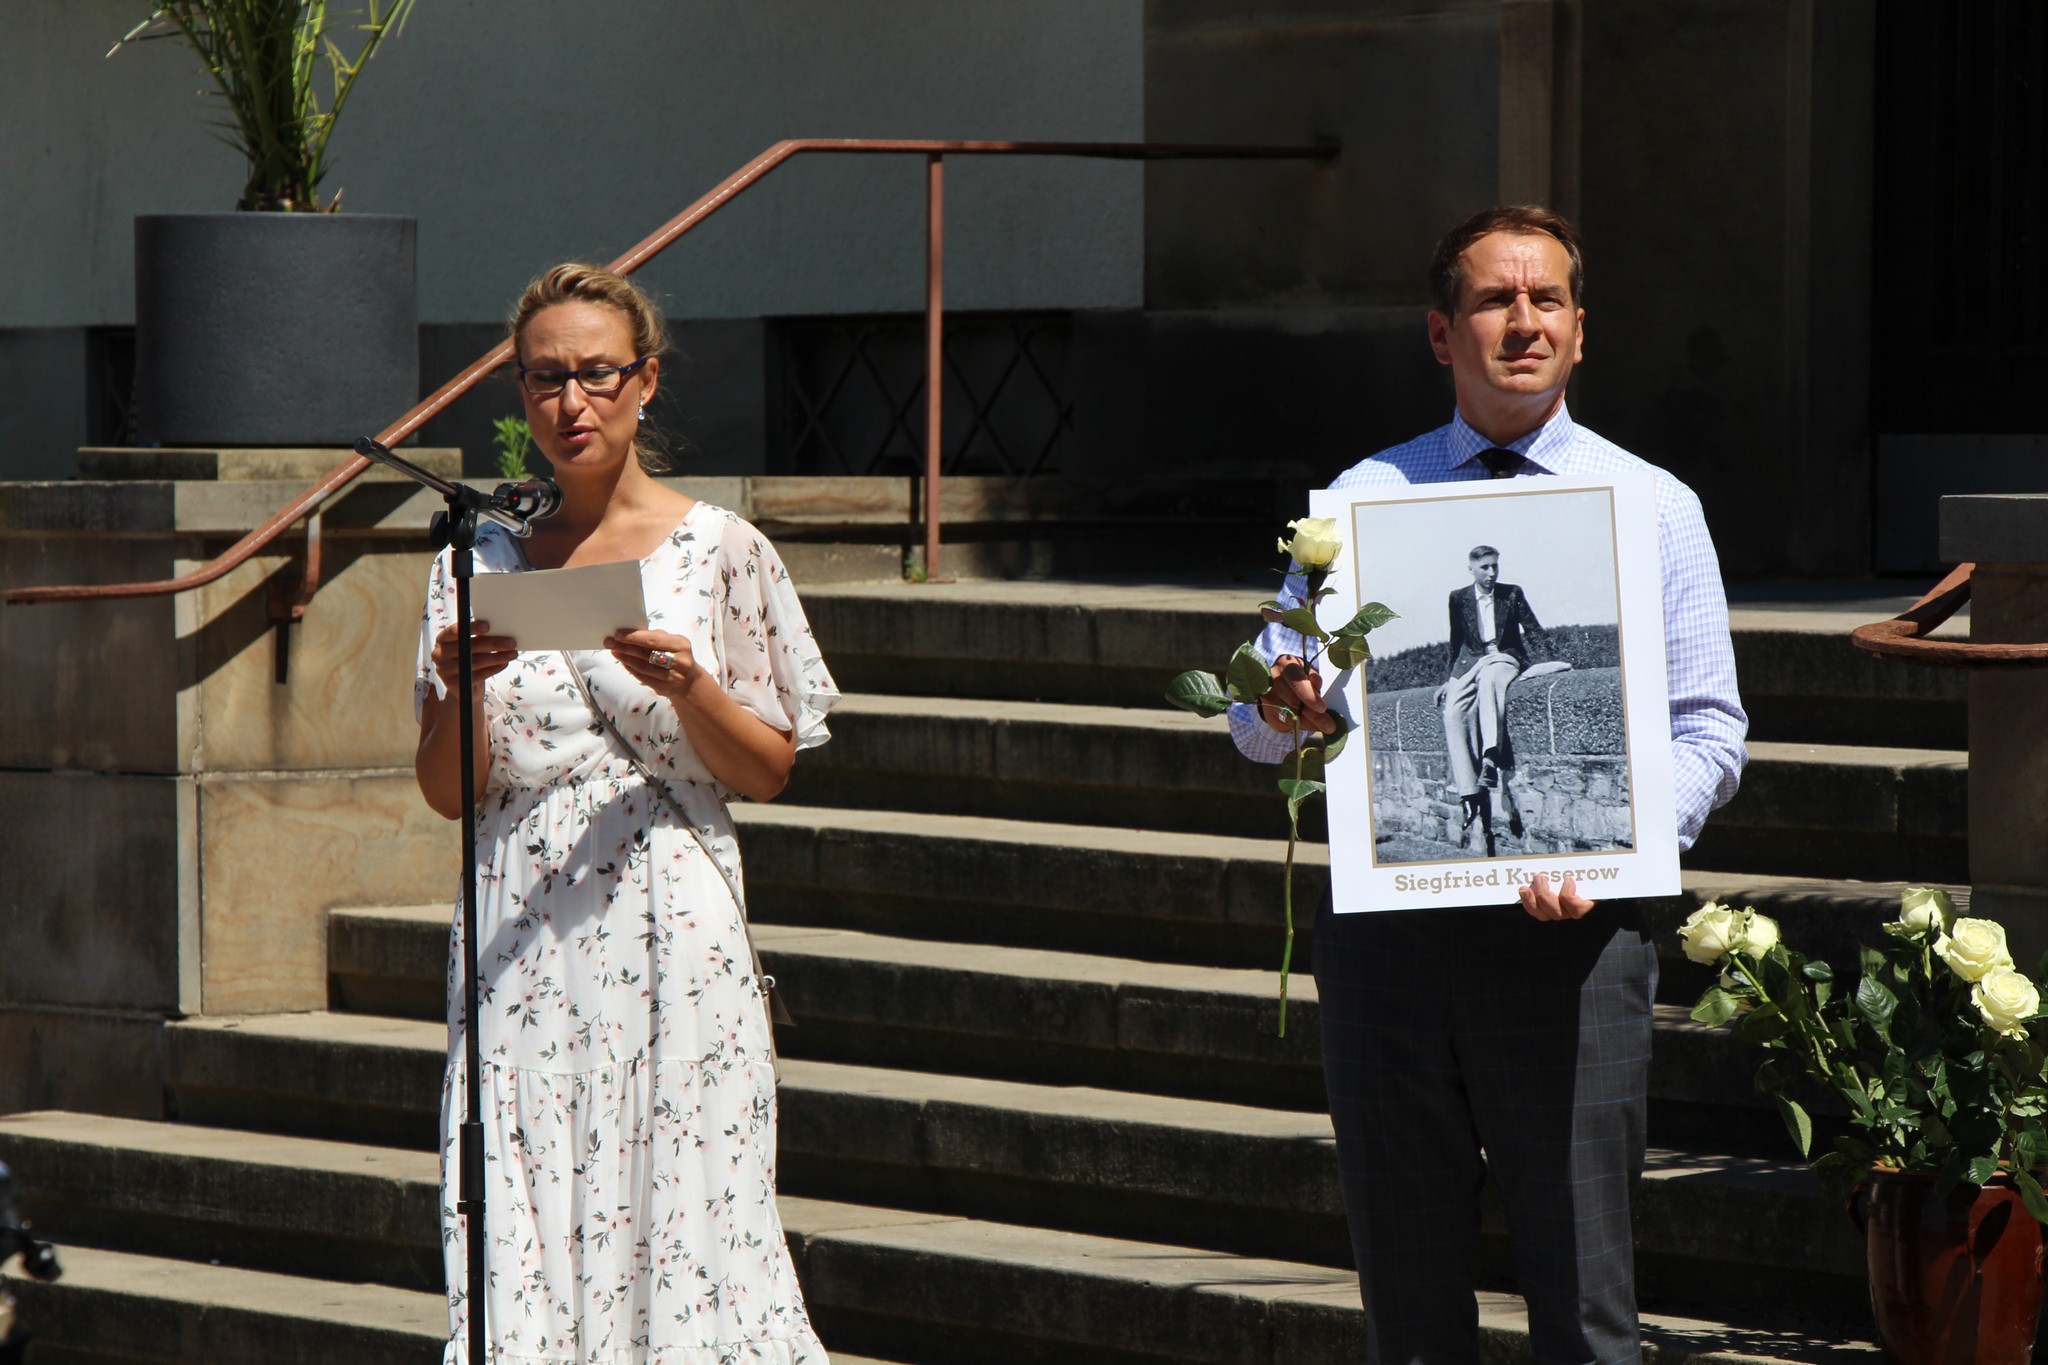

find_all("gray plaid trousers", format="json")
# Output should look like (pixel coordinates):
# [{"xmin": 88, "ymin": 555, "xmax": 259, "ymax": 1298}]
[{"xmin": 1312, "ymin": 898, "xmax": 1658, "ymax": 1365}]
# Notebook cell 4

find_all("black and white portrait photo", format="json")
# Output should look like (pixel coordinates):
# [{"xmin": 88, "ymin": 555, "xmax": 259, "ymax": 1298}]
[{"xmin": 1312, "ymin": 475, "xmax": 1679, "ymax": 911}]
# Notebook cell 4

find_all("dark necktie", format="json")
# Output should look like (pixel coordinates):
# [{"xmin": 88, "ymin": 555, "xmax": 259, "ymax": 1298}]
[{"xmin": 1477, "ymin": 447, "xmax": 1525, "ymax": 479}]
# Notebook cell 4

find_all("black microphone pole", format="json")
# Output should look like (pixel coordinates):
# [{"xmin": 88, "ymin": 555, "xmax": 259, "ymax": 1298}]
[{"xmin": 354, "ymin": 438, "xmax": 559, "ymax": 1365}]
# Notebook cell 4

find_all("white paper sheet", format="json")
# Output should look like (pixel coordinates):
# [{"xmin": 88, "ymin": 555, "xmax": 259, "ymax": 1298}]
[
  {"xmin": 467, "ymin": 560, "xmax": 649, "ymax": 652},
  {"xmin": 1311, "ymin": 473, "xmax": 1680, "ymax": 911}
]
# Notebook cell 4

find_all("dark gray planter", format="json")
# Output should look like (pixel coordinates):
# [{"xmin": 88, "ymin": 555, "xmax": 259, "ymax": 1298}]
[{"xmin": 134, "ymin": 213, "xmax": 417, "ymax": 447}]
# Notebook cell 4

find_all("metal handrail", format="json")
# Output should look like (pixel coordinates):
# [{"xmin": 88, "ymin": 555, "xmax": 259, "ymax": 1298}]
[
  {"xmin": 4, "ymin": 137, "xmax": 1333, "ymax": 608},
  {"xmin": 1851, "ymin": 563, "xmax": 2048, "ymax": 668}
]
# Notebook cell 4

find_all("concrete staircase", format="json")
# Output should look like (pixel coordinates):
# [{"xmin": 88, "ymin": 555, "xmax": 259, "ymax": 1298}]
[{"xmin": 0, "ymin": 578, "xmax": 1961, "ymax": 1363}]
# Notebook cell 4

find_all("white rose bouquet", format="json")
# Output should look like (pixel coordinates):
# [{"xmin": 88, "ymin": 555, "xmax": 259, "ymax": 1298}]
[
  {"xmin": 1165, "ymin": 517, "xmax": 1394, "ymax": 1035},
  {"xmin": 1682, "ymin": 888, "xmax": 2048, "ymax": 1219}
]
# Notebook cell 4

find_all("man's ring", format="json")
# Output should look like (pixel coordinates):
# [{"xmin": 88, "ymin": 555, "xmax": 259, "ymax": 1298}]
[{"xmin": 650, "ymin": 649, "xmax": 676, "ymax": 670}]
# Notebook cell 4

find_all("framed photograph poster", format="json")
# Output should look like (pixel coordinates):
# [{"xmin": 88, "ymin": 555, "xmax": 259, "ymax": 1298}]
[{"xmin": 1310, "ymin": 473, "xmax": 1680, "ymax": 912}]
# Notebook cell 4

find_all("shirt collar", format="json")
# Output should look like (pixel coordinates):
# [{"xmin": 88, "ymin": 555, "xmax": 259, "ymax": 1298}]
[{"xmin": 1448, "ymin": 403, "xmax": 1576, "ymax": 476}]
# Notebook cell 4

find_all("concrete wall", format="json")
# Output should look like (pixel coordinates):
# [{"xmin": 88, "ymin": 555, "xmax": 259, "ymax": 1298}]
[
  {"xmin": 1136, "ymin": 0, "xmax": 1879, "ymax": 574},
  {"xmin": 3, "ymin": 0, "xmax": 1143, "ymax": 327},
  {"xmin": 2, "ymin": 1, "xmax": 1143, "ymax": 477}
]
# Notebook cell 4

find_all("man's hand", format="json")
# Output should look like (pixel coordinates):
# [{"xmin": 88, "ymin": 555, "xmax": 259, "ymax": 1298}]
[
  {"xmin": 1260, "ymin": 655, "xmax": 1337, "ymax": 735},
  {"xmin": 1519, "ymin": 872, "xmax": 1595, "ymax": 922}
]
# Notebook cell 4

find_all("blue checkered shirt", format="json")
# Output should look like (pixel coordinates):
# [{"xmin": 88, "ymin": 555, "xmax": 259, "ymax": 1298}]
[{"xmin": 1227, "ymin": 405, "xmax": 1748, "ymax": 849}]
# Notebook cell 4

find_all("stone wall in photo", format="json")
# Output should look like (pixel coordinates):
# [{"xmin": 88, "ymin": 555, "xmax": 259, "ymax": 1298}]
[{"xmin": 1364, "ymin": 666, "xmax": 1632, "ymax": 854}]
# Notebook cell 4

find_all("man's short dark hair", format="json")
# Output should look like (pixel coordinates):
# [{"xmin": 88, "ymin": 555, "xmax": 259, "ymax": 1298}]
[
  {"xmin": 1430, "ymin": 206, "xmax": 1585, "ymax": 319},
  {"xmin": 1469, "ymin": 544, "xmax": 1500, "ymax": 562}
]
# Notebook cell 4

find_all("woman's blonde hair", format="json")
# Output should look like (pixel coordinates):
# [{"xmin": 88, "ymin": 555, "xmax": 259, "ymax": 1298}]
[{"xmin": 510, "ymin": 263, "xmax": 674, "ymax": 473}]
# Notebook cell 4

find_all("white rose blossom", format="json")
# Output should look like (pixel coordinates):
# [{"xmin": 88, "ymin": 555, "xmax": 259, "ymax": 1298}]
[
  {"xmin": 1737, "ymin": 912, "xmax": 1780, "ymax": 958},
  {"xmin": 1937, "ymin": 918, "xmax": 2014, "ymax": 983},
  {"xmin": 1679, "ymin": 903, "xmax": 1741, "ymax": 966},
  {"xmin": 1973, "ymin": 966, "xmax": 2040, "ymax": 1038},
  {"xmin": 1896, "ymin": 887, "xmax": 1956, "ymax": 936},
  {"xmin": 1278, "ymin": 517, "xmax": 1342, "ymax": 572}
]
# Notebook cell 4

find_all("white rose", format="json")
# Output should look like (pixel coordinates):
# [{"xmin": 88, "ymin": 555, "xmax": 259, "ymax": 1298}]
[
  {"xmin": 1897, "ymin": 887, "xmax": 1957, "ymax": 936},
  {"xmin": 1679, "ymin": 903, "xmax": 1741, "ymax": 966},
  {"xmin": 1278, "ymin": 517, "xmax": 1342, "ymax": 571},
  {"xmin": 1937, "ymin": 917, "xmax": 2014, "ymax": 983},
  {"xmin": 1736, "ymin": 912, "xmax": 1780, "ymax": 957},
  {"xmin": 1973, "ymin": 966, "xmax": 2040, "ymax": 1038}
]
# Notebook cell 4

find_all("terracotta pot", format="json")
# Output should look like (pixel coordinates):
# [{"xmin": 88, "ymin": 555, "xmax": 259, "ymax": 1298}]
[{"xmin": 1855, "ymin": 1169, "xmax": 2048, "ymax": 1364}]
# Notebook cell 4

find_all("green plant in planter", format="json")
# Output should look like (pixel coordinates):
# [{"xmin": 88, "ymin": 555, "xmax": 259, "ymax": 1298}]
[
  {"xmin": 1681, "ymin": 889, "xmax": 2048, "ymax": 1220},
  {"xmin": 114, "ymin": 1, "xmax": 418, "ymax": 212}
]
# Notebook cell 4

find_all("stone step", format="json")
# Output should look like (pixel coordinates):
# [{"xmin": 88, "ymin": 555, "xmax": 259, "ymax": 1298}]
[
  {"xmin": 786, "ymin": 697, "xmax": 1966, "ymax": 880},
  {"xmin": 0, "ymin": 1099, "xmax": 1864, "ymax": 1336},
  {"xmin": 180, "ymin": 976, "xmax": 1811, "ymax": 1169},
  {"xmin": 158, "ymin": 991, "xmax": 1865, "ymax": 1273},
  {"xmin": 1686, "ymin": 740, "xmax": 1966, "ymax": 884},
  {"xmin": 2, "ymin": 1243, "xmax": 442, "ymax": 1365},
  {"xmin": 0, "ymin": 1243, "xmax": 913, "ymax": 1365},
  {"xmin": 335, "ymin": 803, "xmax": 1955, "ymax": 1001},
  {"xmin": 2, "ymin": 1199, "xmax": 1875, "ymax": 1365},
  {"xmin": 798, "ymin": 579, "xmax": 1965, "ymax": 747}
]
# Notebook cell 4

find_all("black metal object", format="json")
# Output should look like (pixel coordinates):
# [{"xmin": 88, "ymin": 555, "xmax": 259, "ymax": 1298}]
[
  {"xmin": 775, "ymin": 313, "xmax": 1075, "ymax": 476},
  {"xmin": 352, "ymin": 437, "xmax": 562, "ymax": 1364},
  {"xmin": 0, "ymin": 1160, "xmax": 63, "ymax": 1365}
]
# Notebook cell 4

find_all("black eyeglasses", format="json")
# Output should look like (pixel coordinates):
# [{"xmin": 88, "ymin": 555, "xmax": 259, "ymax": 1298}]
[{"xmin": 516, "ymin": 356, "xmax": 650, "ymax": 398}]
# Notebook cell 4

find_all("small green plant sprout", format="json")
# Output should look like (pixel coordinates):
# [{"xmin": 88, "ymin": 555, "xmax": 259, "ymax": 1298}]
[{"xmin": 491, "ymin": 415, "xmax": 534, "ymax": 481}]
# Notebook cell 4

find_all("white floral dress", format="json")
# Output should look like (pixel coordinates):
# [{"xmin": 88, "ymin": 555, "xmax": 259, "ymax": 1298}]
[{"xmin": 414, "ymin": 502, "xmax": 839, "ymax": 1365}]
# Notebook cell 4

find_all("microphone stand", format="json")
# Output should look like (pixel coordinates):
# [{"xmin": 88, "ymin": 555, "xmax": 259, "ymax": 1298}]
[{"xmin": 354, "ymin": 437, "xmax": 559, "ymax": 1365}]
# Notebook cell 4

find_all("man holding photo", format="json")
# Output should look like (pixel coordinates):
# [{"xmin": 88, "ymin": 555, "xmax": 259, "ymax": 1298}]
[{"xmin": 1227, "ymin": 206, "xmax": 1747, "ymax": 1364}]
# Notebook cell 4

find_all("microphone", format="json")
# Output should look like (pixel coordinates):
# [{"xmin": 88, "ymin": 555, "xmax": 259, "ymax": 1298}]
[
  {"xmin": 490, "ymin": 478, "xmax": 561, "ymax": 525},
  {"xmin": 353, "ymin": 437, "xmax": 562, "ymax": 538}
]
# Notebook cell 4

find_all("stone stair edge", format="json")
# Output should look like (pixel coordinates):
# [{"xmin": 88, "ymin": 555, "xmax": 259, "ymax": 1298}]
[{"xmin": 0, "ymin": 1146, "xmax": 1875, "ymax": 1365}]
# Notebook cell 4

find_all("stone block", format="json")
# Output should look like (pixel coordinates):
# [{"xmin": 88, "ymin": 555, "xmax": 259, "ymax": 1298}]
[
  {"xmin": 188, "ymin": 544, "xmax": 435, "ymax": 774},
  {"xmin": 0, "ymin": 770, "xmax": 193, "ymax": 1014},
  {"xmin": 1939, "ymin": 492, "xmax": 2048, "ymax": 565},
  {"xmin": 0, "ymin": 1008, "xmax": 165, "ymax": 1120},
  {"xmin": 75, "ymin": 448, "xmax": 461, "ymax": 483},
  {"xmin": 0, "ymin": 537, "xmax": 187, "ymax": 773},
  {"xmin": 198, "ymin": 771, "xmax": 452, "ymax": 1015}
]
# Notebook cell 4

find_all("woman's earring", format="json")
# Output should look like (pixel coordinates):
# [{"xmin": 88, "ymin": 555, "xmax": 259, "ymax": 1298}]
[{"xmin": 637, "ymin": 403, "xmax": 647, "ymax": 422}]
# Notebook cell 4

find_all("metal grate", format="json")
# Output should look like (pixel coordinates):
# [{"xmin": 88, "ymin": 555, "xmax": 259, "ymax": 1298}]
[{"xmin": 773, "ymin": 313, "xmax": 1074, "ymax": 476}]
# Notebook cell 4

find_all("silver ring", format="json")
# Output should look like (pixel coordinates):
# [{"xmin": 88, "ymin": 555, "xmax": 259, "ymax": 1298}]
[{"xmin": 649, "ymin": 649, "xmax": 676, "ymax": 670}]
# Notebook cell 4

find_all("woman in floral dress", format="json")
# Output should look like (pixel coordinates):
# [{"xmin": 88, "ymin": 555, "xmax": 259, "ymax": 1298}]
[{"xmin": 415, "ymin": 263, "xmax": 837, "ymax": 1364}]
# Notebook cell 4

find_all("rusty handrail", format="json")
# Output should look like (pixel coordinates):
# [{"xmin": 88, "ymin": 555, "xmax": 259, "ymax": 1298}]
[
  {"xmin": 1851, "ymin": 563, "xmax": 2048, "ymax": 668},
  {"xmin": 5, "ymin": 136, "xmax": 1333, "ymax": 607}
]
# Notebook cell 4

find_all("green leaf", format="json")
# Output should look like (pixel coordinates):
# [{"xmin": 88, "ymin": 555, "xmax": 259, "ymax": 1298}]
[
  {"xmin": 1335, "ymin": 602, "xmax": 1399, "ymax": 636},
  {"xmin": 1325, "ymin": 635, "xmax": 1371, "ymax": 670},
  {"xmin": 1164, "ymin": 670, "xmax": 1233, "ymax": 717},
  {"xmin": 1225, "ymin": 643, "xmax": 1274, "ymax": 704},
  {"xmin": 1276, "ymin": 607, "xmax": 1330, "ymax": 642},
  {"xmin": 1773, "ymin": 1093, "xmax": 1815, "ymax": 1158},
  {"xmin": 1857, "ymin": 976, "xmax": 1899, "ymax": 1042},
  {"xmin": 1802, "ymin": 961, "xmax": 1835, "ymax": 982},
  {"xmin": 1967, "ymin": 1154, "xmax": 2001, "ymax": 1187},
  {"xmin": 1290, "ymin": 746, "xmax": 1326, "ymax": 784},
  {"xmin": 2015, "ymin": 1169, "xmax": 2048, "ymax": 1226},
  {"xmin": 1692, "ymin": 988, "xmax": 1740, "ymax": 1028},
  {"xmin": 1735, "ymin": 1004, "xmax": 1789, "ymax": 1044},
  {"xmin": 1318, "ymin": 713, "xmax": 1350, "ymax": 763},
  {"xmin": 1278, "ymin": 778, "xmax": 1327, "ymax": 804}
]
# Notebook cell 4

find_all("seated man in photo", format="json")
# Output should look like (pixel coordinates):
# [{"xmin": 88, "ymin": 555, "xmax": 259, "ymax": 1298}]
[{"xmin": 1435, "ymin": 543, "xmax": 1549, "ymax": 832}]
